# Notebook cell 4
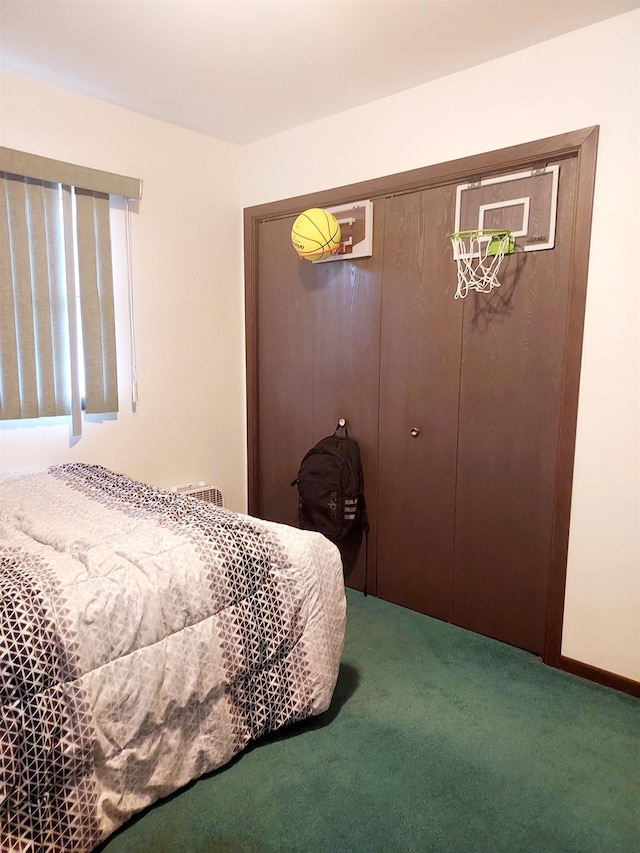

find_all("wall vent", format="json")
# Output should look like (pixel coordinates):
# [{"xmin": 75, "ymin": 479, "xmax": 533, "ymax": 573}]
[{"xmin": 171, "ymin": 482, "xmax": 225, "ymax": 507}]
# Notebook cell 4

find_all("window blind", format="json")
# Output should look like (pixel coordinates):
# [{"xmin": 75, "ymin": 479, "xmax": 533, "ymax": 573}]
[
  {"xmin": 0, "ymin": 148, "xmax": 142, "ymax": 432},
  {"xmin": 0, "ymin": 147, "xmax": 142, "ymax": 200},
  {"xmin": 0, "ymin": 174, "xmax": 70, "ymax": 419}
]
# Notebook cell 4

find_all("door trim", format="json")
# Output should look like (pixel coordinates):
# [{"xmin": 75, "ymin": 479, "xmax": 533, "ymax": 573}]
[{"xmin": 244, "ymin": 125, "xmax": 599, "ymax": 669}]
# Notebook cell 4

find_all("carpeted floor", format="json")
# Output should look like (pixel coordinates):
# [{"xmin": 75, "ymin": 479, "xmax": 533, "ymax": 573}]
[{"xmin": 100, "ymin": 588, "xmax": 639, "ymax": 852}]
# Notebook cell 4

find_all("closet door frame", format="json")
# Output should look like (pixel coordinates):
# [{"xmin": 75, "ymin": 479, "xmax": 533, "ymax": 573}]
[{"xmin": 244, "ymin": 125, "xmax": 599, "ymax": 670}]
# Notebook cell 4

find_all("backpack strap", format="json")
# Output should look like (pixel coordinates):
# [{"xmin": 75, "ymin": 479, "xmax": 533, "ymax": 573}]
[
  {"xmin": 361, "ymin": 491, "xmax": 369, "ymax": 596},
  {"xmin": 335, "ymin": 417, "xmax": 369, "ymax": 595},
  {"xmin": 334, "ymin": 418, "xmax": 349, "ymax": 438}
]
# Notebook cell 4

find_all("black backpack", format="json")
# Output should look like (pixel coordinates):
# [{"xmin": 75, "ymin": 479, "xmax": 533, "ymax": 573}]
[{"xmin": 291, "ymin": 421, "xmax": 369, "ymax": 590}]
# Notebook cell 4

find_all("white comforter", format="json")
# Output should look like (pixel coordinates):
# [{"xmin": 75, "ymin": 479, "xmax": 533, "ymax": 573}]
[{"xmin": 0, "ymin": 464, "xmax": 346, "ymax": 852}]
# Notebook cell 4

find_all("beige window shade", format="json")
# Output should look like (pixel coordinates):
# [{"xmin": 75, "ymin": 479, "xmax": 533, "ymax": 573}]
[
  {"xmin": 75, "ymin": 188, "xmax": 119, "ymax": 414},
  {"xmin": 0, "ymin": 175, "xmax": 71, "ymax": 419},
  {"xmin": 0, "ymin": 149, "xmax": 142, "ymax": 432},
  {"xmin": 0, "ymin": 147, "xmax": 142, "ymax": 200}
]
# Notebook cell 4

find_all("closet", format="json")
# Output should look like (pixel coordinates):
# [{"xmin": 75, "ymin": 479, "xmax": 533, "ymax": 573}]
[{"xmin": 244, "ymin": 128, "xmax": 598, "ymax": 659}]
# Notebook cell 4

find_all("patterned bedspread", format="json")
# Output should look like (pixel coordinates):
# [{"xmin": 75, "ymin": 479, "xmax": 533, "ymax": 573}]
[{"xmin": 0, "ymin": 464, "xmax": 346, "ymax": 852}]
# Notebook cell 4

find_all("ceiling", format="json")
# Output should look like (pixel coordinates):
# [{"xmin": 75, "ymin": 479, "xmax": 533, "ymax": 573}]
[{"xmin": 1, "ymin": 0, "xmax": 638, "ymax": 144}]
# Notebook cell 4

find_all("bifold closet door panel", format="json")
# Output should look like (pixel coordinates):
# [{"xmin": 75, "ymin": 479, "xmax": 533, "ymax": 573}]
[
  {"xmin": 453, "ymin": 156, "xmax": 579, "ymax": 654},
  {"xmin": 376, "ymin": 185, "xmax": 463, "ymax": 621},
  {"xmin": 255, "ymin": 208, "xmax": 384, "ymax": 592},
  {"xmin": 310, "ymin": 202, "xmax": 385, "ymax": 592},
  {"xmin": 256, "ymin": 216, "xmax": 315, "ymax": 527}
]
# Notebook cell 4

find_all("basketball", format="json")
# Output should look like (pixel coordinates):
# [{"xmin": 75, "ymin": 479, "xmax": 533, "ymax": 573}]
[{"xmin": 291, "ymin": 208, "xmax": 341, "ymax": 261}]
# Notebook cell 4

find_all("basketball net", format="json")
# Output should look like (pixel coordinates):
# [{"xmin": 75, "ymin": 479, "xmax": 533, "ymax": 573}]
[{"xmin": 450, "ymin": 229, "xmax": 514, "ymax": 299}]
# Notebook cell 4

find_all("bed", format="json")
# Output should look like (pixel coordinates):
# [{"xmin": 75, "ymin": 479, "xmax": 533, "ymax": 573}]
[{"xmin": 0, "ymin": 463, "xmax": 346, "ymax": 852}]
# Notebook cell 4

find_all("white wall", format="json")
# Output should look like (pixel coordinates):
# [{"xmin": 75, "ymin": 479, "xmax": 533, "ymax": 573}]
[
  {"xmin": 0, "ymin": 71, "xmax": 248, "ymax": 511},
  {"xmin": 241, "ymin": 12, "xmax": 640, "ymax": 681}
]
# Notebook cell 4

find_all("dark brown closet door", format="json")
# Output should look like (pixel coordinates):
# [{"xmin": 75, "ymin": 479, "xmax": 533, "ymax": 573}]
[
  {"xmin": 376, "ymin": 158, "xmax": 579, "ymax": 654},
  {"xmin": 255, "ymin": 217, "xmax": 314, "ymax": 528},
  {"xmin": 453, "ymin": 156, "xmax": 579, "ymax": 653},
  {"xmin": 376, "ymin": 185, "xmax": 463, "ymax": 620},
  {"xmin": 247, "ymin": 128, "xmax": 597, "ymax": 661},
  {"xmin": 255, "ymin": 210, "xmax": 384, "ymax": 590}
]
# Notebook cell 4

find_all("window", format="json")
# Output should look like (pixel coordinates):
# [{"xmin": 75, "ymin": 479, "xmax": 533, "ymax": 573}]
[{"xmin": 0, "ymin": 147, "xmax": 141, "ymax": 435}]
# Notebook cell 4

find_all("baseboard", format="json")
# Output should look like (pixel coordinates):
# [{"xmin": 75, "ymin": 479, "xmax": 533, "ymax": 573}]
[{"xmin": 559, "ymin": 655, "xmax": 640, "ymax": 698}]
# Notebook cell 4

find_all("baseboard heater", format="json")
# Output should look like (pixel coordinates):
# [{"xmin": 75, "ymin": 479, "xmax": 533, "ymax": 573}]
[{"xmin": 171, "ymin": 482, "xmax": 225, "ymax": 507}]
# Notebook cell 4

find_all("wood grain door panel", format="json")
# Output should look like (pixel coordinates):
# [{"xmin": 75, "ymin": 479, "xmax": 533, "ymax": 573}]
[
  {"xmin": 255, "ymin": 208, "xmax": 384, "ymax": 591},
  {"xmin": 256, "ymin": 217, "xmax": 315, "ymax": 526},
  {"xmin": 308, "ymin": 203, "xmax": 384, "ymax": 591},
  {"xmin": 376, "ymin": 186, "xmax": 462, "ymax": 620},
  {"xmin": 453, "ymin": 157, "xmax": 579, "ymax": 653}
]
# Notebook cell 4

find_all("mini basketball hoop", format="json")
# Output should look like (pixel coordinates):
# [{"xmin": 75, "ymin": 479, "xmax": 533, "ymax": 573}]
[{"xmin": 449, "ymin": 229, "xmax": 515, "ymax": 299}]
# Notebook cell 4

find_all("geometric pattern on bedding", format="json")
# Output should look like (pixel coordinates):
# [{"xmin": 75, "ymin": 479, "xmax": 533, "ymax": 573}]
[
  {"xmin": 0, "ymin": 463, "xmax": 346, "ymax": 852},
  {"xmin": 0, "ymin": 548, "xmax": 101, "ymax": 852}
]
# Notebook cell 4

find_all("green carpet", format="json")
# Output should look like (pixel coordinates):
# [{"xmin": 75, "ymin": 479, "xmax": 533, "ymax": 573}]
[{"xmin": 100, "ymin": 589, "xmax": 639, "ymax": 852}]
